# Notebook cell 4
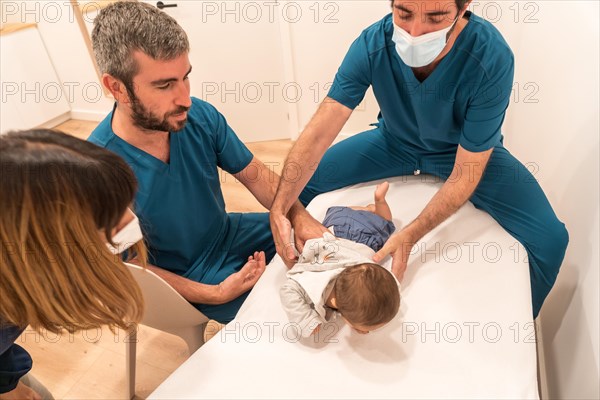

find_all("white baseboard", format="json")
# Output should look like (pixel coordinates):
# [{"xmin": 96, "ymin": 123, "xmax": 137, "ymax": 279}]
[
  {"xmin": 39, "ymin": 112, "xmax": 71, "ymax": 129},
  {"xmin": 69, "ymin": 109, "xmax": 108, "ymax": 122}
]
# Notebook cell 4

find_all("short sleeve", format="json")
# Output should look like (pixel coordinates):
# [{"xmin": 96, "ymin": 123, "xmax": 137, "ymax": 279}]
[
  {"xmin": 206, "ymin": 104, "xmax": 254, "ymax": 174},
  {"xmin": 327, "ymin": 33, "xmax": 373, "ymax": 110},
  {"xmin": 459, "ymin": 51, "xmax": 514, "ymax": 152}
]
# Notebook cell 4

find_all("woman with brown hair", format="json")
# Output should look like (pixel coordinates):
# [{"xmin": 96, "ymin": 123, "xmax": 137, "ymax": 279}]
[{"xmin": 0, "ymin": 129, "xmax": 146, "ymax": 399}]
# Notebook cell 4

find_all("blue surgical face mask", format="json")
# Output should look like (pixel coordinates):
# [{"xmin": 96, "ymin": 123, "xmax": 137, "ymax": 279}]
[
  {"xmin": 392, "ymin": 16, "xmax": 459, "ymax": 68},
  {"xmin": 106, "ymin": 214, "xmax": 143, "ymax": 255}
]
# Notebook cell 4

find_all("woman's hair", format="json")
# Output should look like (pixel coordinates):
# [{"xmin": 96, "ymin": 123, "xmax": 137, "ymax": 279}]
[
  {"xmin": 0, "ymin": 129, "xmax": 145, "ymax": 333},
  {"xmin": 334, "ymin": 263, "xmax": 400, "ymax": 327}
]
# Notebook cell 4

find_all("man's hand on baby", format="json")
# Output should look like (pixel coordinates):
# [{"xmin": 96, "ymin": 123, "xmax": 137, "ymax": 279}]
[
  {"xmin": 270, "ymin": 212, "xmax": 297, "ymax": 268},
  {"xmin": 290, "ymin": 210, "xmax": 329, "ymax": 254},
  {"xmin": 217, "ymin": 251, "xmax": 266, "ymax": 302},
  {"xmin": 373, "ymin": 230, "xmax": 416, "ymax": 281},
  {"xmin": 270, "ymin": 208, "xmax": 328, "ymax": 268}
]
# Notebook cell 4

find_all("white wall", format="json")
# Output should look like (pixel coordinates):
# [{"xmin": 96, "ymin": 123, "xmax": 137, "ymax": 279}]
[
  {"xmin": 36, "ymin": 4, "xmax": 114, "ymax": 120},
  {"xmin": 143, "ymin": 1, "xmax": 391, "ymax": 141},
  {"xmin": 1, "ymin": 26, "xmax": 70, "ymax": 133},
  {"xmin": 141, "ymin": 0, "xmax": 291, "ymax": 142},
  {"xmin": 484, "ymin": 1, "xmax": 599, "ymax": 398},
  {"xmin": 0, "ymin": 0, "xmax": 113, "ymax": 121},
  {"xmin": 0, "ymin": 1, "xmax": 393, "ymax": 136},
  {"xmin": 285, "ymin": 1, "xmax": 391, "ymax": 139}
]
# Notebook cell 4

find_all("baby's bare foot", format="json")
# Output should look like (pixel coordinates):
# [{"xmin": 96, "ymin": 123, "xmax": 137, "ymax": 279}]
[
  {"xmin": 374, "ymin": 181, "xmax": 389, "ymax": 203},
  {"xmin": 374, "ymin": 182, "xmax": 392, "ymax": 221}
]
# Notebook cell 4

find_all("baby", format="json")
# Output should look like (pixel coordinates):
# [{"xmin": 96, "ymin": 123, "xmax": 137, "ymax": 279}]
[{"xmin": 280, "ymin": 182, "xmax": 401, "ymax": 337}]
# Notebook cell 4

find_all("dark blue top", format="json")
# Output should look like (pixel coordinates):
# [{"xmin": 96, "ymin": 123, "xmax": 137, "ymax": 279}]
[
  {"xmin": 0, "ymin": 324, "xmax": 30, "ymax": 393},
  {"xmin": 88, "ymin": 98, "xmax": 254, "ymax": 281},
  {"xmin": 327, "ymin": 12, "xmax": 514, "ymax": 153}
]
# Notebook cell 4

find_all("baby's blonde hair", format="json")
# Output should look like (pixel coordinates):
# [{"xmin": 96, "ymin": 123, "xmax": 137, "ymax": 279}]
[{"xmin": 334, "ymin": 263, "xmax": 400, "ymax": 327}]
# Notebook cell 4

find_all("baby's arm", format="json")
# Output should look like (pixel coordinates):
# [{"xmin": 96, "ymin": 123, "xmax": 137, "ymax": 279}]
[{"xmin": 280, "ymin": 279, "xmax": 325, "ymax": 337}]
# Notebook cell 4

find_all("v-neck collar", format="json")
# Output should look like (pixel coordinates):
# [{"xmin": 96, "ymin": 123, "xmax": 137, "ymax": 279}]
[{"xmin": 108, "ymin": 106, "xmax": 180, "ymax": 176}]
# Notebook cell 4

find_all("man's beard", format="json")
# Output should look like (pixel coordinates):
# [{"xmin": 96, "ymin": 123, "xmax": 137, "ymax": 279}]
[{"xmin": 128, "ymin": 89, "xmax": 190, "ymax": 133}]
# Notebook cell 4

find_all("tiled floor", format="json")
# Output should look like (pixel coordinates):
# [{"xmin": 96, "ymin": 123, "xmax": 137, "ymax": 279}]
[{"xmin": 17, "ymin": 120, "xmax": 293, "ymax": 399}]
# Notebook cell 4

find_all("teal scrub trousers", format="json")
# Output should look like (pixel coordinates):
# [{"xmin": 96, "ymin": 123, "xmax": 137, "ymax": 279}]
[
  {"xmin": 193, "ymin": 213, "xmax": 277, "ymax": 323},
  {"xmin": 299, "ymin": 128, "xmax": 569, "ymax": 318}
]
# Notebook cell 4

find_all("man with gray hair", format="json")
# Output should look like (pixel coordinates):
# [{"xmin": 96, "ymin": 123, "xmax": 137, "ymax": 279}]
[{"xmin": 88, "ymin": 1, "xmax": 323, "ymax": 323}]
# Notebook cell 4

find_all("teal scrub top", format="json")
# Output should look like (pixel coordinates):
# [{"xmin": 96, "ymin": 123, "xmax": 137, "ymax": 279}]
[
  {"xmin": 88, "ymin": 98, "xmax": 253, "ymax": 277},
  {"xmin": 328, "ymin": 11, "xmax": 514, "ymax": 153}
]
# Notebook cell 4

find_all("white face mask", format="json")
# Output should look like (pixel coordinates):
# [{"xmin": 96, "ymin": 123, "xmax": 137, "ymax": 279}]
[
  {"xmin": 106, "ymin": 214, "xmax": 144, "ymax": 255},
  {"xmin": 392, "ymin": 17, "xmax": 459, "ymax": 68}
]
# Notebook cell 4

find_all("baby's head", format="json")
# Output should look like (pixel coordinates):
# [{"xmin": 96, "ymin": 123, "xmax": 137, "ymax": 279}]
[{"xmin": 330, "ymin": 263, "xmax": 401, "ymax": 334}]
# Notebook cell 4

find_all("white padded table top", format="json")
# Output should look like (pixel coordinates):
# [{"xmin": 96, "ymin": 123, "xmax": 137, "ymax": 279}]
[{"xmin": 150, "ymin": 176, "xmax": 539, "ymax": 399}]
